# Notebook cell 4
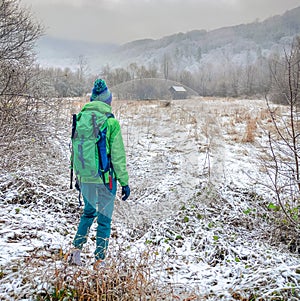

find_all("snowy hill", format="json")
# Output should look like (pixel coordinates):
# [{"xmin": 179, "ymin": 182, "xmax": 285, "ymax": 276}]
[
  {"xmin": 108, "ymin": 6, "xmax": 300, "ymax": 71},
  {"xmin": 36, "ymin": 6, "xmax": 300, "ymax": 73}
]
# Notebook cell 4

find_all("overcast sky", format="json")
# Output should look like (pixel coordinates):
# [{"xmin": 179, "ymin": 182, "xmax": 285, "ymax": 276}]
[{"xmin": 21, "ymin": 0, "xmax": 300, "ymax": 45}]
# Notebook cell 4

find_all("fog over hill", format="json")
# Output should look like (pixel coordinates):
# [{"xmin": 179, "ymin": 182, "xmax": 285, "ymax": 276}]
[
  {"xmin": 36, "ymin": 36, "xmax": 118, "ymax": 71},
  {"xmin": 36, "ymin": 6, "xmax": 300, "ymax": 74}
]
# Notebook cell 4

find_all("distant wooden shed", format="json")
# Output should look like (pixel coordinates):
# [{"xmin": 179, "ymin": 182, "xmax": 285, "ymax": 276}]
[{"xmin": 169, "ymin": 85, "xmax": 187, "ymax": 99}]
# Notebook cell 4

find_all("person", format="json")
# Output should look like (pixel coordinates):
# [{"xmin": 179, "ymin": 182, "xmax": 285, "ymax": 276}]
[{"xmin": 69, "ymin": 79, "xmax": 130, "ymax": 268}]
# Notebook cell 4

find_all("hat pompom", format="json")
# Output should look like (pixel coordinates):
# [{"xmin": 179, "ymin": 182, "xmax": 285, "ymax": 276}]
[{"xmin": 90, "ymin": 79, "xmax": 112, "ymax": 105}]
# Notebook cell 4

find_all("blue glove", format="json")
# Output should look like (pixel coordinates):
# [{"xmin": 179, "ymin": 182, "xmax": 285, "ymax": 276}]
[{"xmin": 121, "ymin": 185, "xmax": 130, "ymax": 201}]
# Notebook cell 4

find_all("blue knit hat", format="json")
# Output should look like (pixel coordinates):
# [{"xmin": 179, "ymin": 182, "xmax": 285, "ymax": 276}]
[{"xmin": 90, "ymin": 79, "xmax": 112, "ymax": 105}]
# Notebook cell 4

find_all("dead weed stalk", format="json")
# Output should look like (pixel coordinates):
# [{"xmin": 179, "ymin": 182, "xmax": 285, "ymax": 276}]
[{"xmin": 34, "ymin": 249, "xmax": 169, "ymax": 301}]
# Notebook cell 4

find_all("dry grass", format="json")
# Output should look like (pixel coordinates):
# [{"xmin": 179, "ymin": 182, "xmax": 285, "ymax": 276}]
[
  {"xmin": 21, "ymin": 249, "xmax": 198, "ymax": 301},
  {"xmin": 242, "ymin": 117, "xmax": 257, "ymax": 143}
]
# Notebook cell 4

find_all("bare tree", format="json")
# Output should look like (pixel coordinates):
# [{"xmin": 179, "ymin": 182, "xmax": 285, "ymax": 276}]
[
  {"xmin": 162, "ymin": 53, "xmax": 170, "ymax": 80},
  {"xmin": 264, "ymin": 37, "xmax": 300, "ymax": 226},
  {"xmin": 0, "ymin": 0, "xmax": 43, "ymax": 169}
]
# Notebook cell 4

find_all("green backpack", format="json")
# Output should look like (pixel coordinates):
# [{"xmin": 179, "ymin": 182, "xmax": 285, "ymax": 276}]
[{"xmin": 70, "ymin": 109, "xmax": 114, "ymax": 186}]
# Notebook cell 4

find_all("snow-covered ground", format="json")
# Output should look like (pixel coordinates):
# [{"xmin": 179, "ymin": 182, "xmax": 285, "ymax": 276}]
[{"xmin": 0, "ymin": 97, "xmax": 299, "ymax": 300}]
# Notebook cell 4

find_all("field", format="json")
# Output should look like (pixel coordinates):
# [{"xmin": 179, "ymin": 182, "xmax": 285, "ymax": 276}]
[{"xmin": 0, "ymin": 97, "xmax": 299, "ymax": 300}]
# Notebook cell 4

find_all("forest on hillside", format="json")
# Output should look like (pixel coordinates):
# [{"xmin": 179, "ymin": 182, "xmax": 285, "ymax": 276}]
[
  {"xmin": 33, "ymin": 6, "xmax": 300, "ymax": 99},
  {"xmin": 27, "ymin": 34, "xmax": 300, "ymax": 101}
]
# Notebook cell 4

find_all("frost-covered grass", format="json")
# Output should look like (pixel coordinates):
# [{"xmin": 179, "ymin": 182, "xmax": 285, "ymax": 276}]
[{"xmin": 0, "ymin": 97, "xmax": 299, "ymax": 300}]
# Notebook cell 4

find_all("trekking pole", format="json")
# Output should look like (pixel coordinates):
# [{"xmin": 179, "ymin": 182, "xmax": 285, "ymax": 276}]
[
  {"xmin": 70, "ymin": 168, "xmax": 73, "ymax": 189},
  {"xmin": 70, "ymin": 114, "xmax": 77, "ymax": 189}
]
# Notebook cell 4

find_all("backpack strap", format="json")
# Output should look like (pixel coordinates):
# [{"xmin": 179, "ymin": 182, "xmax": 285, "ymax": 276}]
[
  {"xmin": 97, "ymin": 112, "xmax": 115, "ymax": 185},
  {"xmin": 105, "ymin": 112, "xmax": 114, "ymax": 119}
]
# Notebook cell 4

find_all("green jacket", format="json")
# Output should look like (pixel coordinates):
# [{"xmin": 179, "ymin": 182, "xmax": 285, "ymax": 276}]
[{"xmin": 73, "ymin": 101, "xmax": 129, "ymax": 186}]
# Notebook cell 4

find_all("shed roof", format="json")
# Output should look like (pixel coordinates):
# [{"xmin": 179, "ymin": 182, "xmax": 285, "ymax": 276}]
[{"xmin": 170, "ymin": 86, "xmax": 187, "ymax": 92}]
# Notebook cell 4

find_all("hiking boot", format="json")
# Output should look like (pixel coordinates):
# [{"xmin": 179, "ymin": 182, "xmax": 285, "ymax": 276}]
[
  {"xmin": 93, "ymin": 259, "xmax": 106, "ymax": 270},
  {"xmin": 68, "ymin": 248, "xmax": 82, "ymax": 266}
]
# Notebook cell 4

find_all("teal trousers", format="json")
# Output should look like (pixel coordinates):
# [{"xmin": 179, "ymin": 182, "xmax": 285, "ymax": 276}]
[{"xmin": 73, "ymin": 180, "xmax": 117, "ymax": 260}]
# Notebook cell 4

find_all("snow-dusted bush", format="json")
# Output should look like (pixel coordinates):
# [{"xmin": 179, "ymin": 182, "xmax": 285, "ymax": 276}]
[
  {"xmin": 0, "ymin": 0, "xmax": 43, "ymax": 170},
  {"xmin": 264, "ymin": 37, "xmax": 300, "ymax": 229}
]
